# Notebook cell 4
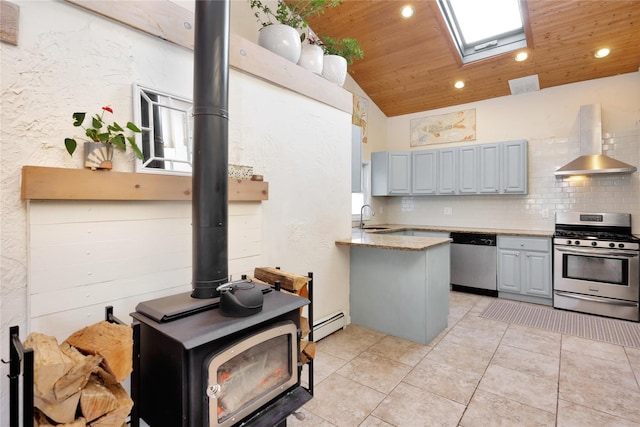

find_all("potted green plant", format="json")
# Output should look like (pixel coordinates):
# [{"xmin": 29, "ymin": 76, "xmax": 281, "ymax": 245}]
[
  {"xmin": 249, "ymin": 0, "xmax": 342, "ymax": 63},
  {"xmin": 64, "ymin": 105, "xmax": 143, "ymax": 170},
  {"xmin": 319, "ymin": 35, "xmax": 364, "ymax": 86}
]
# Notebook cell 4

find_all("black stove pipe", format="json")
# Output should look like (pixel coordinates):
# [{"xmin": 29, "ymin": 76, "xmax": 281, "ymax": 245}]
[{"xmin": 191, "ymin": 0, "xmax": 230, "ymax": 299}]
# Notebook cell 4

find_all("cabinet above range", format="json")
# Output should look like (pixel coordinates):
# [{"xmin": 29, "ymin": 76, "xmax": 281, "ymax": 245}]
[{"xmin": 371, "ymin": 140, "xmax": 527, "ymax": 196}]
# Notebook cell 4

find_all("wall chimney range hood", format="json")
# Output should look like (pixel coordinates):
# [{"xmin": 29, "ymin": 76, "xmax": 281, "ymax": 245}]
[{"xmin": 554, "ymin": 104, "xmax": 637, "ymax": 176}]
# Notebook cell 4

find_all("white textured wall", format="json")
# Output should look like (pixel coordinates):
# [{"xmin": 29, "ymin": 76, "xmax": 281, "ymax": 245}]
[
  {"xmin": 0, "ymin": 1, "xmax": 351, "ymax": 422},
  {"xmin": 381, "ymin": 73, "xmax": 640, "ymax": 232}
]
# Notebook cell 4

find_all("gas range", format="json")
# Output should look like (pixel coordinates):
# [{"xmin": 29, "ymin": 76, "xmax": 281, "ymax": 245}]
[
  {"xmin": 553, "ymin": 212, "xmax": 639, "ymax": 322},
  {"xmin": 553, "ymin": 212, "xmax": 640, "ymax": 250}
]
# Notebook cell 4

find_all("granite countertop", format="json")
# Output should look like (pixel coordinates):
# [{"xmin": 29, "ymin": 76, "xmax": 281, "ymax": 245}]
[
  {"xmin": 369, "ymin": 224, "xmax": 554, "ymax": 237},
  {"xmin": 335, "ymin": 224, "xmax": 554, "ymax": 251},
  {"xmin": 335, "ymin": 228, "xmax": 452, "ymax": 251}
]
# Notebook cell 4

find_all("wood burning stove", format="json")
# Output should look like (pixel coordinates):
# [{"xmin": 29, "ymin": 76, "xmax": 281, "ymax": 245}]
[{"xmin": 131, "ymin": 284, "xmax": 310, "ymax": 427}]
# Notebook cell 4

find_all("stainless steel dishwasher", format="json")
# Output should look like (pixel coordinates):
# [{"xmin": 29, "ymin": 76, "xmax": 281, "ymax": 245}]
[{"xmin": 450, "ymin": 232, "xmax": 498, "ymax": 296}]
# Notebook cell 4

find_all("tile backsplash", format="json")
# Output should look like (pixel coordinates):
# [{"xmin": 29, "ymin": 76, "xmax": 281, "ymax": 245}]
[{"xmin": 384, "ymin": 130, "xmax": 640, "ymax": 233}]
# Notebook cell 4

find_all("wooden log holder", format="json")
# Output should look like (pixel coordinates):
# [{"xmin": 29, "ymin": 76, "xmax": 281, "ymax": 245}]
[{"xmin": 253, "ymin": 267, "xmax": 315, "ymax": 397}]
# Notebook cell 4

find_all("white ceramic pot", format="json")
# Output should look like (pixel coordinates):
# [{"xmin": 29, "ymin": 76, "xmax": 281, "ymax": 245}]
[
  {"xmin": 297, "ymin": 44, "xmax": 324, "ymax": 75},
  {"xmin": 258, "ymin": 24, "xmax": 301, "ymax": 64},
  {"xmin": 322, "ymin": 54, "xmax": 348, "ymax": 86}
]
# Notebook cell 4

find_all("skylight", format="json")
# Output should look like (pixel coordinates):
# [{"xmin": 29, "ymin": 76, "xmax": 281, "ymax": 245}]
[{"xmin": 437, "ymin": 0, "xmax": 527, "ymax": 63}]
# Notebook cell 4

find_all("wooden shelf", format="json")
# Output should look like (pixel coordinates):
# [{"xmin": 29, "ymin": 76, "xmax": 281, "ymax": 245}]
[{"xmin": 21, "ymin": 166, "xmax": 268, "ymax": 202}]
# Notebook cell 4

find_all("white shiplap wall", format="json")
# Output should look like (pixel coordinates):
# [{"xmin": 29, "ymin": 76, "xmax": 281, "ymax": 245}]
[{"xmin": 27, "ymin": 200, "xmax": 262, "ymax": 342}]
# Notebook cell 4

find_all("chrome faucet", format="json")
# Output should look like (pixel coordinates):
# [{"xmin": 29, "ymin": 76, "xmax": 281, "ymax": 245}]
[{"xmin": 360, "ymin": 204, "xmax": 374, "ymax": 229}]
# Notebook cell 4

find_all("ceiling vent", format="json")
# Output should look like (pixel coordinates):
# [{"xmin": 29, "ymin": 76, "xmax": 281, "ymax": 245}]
[{"xmin": 509, "ymin": 75, "xmax": 540, "ymax": 95}]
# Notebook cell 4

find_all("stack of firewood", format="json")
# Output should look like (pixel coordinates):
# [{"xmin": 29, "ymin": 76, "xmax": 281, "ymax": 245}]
[
  {"xmin": 253, "ymin": 267, "xmax": 316, "ymax": 363},
  {"xmin": 24, "ymin": 321, "xmax": 133, "ymax": 427}
]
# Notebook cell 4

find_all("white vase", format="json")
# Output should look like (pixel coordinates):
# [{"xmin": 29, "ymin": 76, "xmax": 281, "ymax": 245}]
[
  {"xmin": 322, "ymin": 54, "xmax": 347, "ymax": 86},
  {"xmin": 258, "ymin": 24, "xmax": 301, "ymax": 64},
  {"xmin": 297, "ymin": 44, "xmax": 324, "ymax": 75}
]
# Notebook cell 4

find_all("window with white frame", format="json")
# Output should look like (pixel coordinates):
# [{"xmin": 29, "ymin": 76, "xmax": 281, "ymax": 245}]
[
  {"xmin": 133, "ymin": 84, "xmax": 194, "ymax": 174},
  {"xmin": 437, "ymin": 0, "xmax": 526, "ymax": 63},
  {"xmin": 351, "ymin": 162, "xmax": 371, "ymax": 223}
]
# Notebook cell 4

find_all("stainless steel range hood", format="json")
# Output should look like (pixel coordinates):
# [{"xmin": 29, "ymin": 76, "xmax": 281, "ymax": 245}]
[{"xmin": 554, "ymin": 104, "xmax": 637, "ymax": 176}]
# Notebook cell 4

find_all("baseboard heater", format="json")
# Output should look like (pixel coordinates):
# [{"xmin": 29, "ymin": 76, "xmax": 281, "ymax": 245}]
[{"xmin": 313, "ymin": 311, "xmax": 345, "ymax": 341}]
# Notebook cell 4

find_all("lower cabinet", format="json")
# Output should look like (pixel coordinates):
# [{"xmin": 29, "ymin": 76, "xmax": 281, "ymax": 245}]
[{"xmin": 497, "ymin": 235, "xmax": 552, "ymax": 305}]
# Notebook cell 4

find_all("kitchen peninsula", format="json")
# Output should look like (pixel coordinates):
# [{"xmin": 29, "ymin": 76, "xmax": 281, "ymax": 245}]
[{"xmin": 336, "ymin": 229, "xmax": 451, "ymax": 345}]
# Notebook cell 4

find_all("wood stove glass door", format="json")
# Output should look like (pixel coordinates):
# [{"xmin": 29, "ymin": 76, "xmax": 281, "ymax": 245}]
[{"xmin": 206, "ymin": 321, "xmax": 298, "ymax": 427}]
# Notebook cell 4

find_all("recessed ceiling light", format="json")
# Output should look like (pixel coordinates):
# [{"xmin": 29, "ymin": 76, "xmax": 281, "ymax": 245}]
[
  {"xmin": 594, "ymin": 48, "xmax": 610, "ymax": 58},
  {"xmin": 454, "ymin": 80, "xmax": 465, "ymax": 89},
  {"xmin": 400, "ymin": 5, "xmax": 415, "ymax": 18},
  {"xmin": 515, "ymin": 51, "xmax": 528, "ymax": 62}
]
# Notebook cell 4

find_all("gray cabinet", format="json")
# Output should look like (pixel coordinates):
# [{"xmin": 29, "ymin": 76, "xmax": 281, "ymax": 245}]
[
  {"xmin": 372, "ymin": 140, "xmax": 527, "ymax": 197},
  {"xmin": 349, "ymin": 242, "xmax": 450, "ymax": 345},
  {"xmin": 479, "ymin": 140, "xmax": 527, "ymax": 194},
  {"xmin": 412, "ymin": 150, "xmax": 438, "ymax": 194},
  {"xmin": 438, "ymin": 148, "xmax": 457, "ymax": 194},
  {"xmin": 458, "ymin": 145, "xmax": 478, "ymax": 194},
  {"xmin": 352, "ymin": 125, "xmax": 362, "ymax": 193},
  {"xmin": 497, "ymin": 235, "xmax": 552, "ymax": 304},
  {"xmin": 502, "ymin": 140, "xmax": 528, "ymax": 193},
  {"xmin": 479, "ymin": 143, "xmax": 501, "ymax": 193},
  {"xmin": 371, "ymin": 151, "xmax": 411, "ymax": 195}
]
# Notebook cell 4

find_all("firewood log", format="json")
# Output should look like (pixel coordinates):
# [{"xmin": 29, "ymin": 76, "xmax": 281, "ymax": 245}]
[
  {"xmin": 80, "ymin": 374, "xmax": 118, "ymax": 422},
  {"xmin": 65, "ymin": 321, "xmax": 133, "ymax": 382},
  {"xmin": 88, "ymin": 381, "xmax": 133, "ymax": 427},
  {"xmin": 24, "ymin": 333, "xmax": 74, "ymax": 401},
  {"xmin": 33, "ymin": 409, "xmax": 54, "ymax": 427},
  {"xmin": 33, "ymin": 409, "xmax": 85, "ymax": 427},
  {"xmin": 94, "ymin": 366, "xmax": 119, "ymax": 386},
  {"xmin": 64, "ymin": 418, "xmax": 88, "ymax": 427},
  {"xmin": 253, "ymin": 267, "xmax": 310, "ymax": 293},
  {"xmin": 55, "ymin": 342, "xmax": 103, "ymax": 401},
  {"xmin": 34, "ymin": 390, "xmax": 81, "ymax": 424}
]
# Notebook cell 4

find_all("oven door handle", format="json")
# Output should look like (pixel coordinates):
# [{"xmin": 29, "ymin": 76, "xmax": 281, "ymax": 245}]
[
  {"xmin": 555, "ymin": 246, "xmax": 639, "ymax": 258},
  {"xmin": 554, "ymin": 291, "xmax": 640, "ymax": 307}
]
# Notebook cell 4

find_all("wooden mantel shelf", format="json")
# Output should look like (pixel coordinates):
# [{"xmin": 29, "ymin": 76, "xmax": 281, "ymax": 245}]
[{"xmin": 21, "ymin": 166, "xmax": 269, "ymax": 202}]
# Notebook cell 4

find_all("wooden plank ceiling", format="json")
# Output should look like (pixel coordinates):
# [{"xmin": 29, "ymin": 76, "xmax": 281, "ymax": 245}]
[{"xmin": 304, "ymin": 0, "xmax": 640, "ymax": 117}]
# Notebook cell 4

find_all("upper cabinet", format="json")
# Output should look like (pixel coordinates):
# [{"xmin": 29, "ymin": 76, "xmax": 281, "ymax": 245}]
[
  {"xmin": 479, "ymin": 143, "xmax": 501, "ymax": 193},
  {"xmin": 372, "ymin": 140, "xmax": 527, "ymax": 197},
  {"xmin": 412, "ymin": 150, "xmax": 438, "ymax": 195},
  {"xmin": 371, "ymin": 151, "xmax": 411, "ymax": 196},
  {"xmin": 478, "ymin": 140, "xmax": 528, "ymax": 194},
  {"xmin": 458, "ymin": 145, "xmax": 478, "ymax": 194},
  {"xmin": 438, "ymin": 148, "xmax": 458, "ymax": 195},
  {"xmin": 502, "ymin": 140, "xmax": 528, "ymax": 194}
]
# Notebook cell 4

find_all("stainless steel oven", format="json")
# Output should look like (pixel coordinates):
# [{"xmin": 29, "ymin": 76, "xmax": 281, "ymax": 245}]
[{"xmin": 553, "ymin": 212, "xmax": 640, "ymax": 322}]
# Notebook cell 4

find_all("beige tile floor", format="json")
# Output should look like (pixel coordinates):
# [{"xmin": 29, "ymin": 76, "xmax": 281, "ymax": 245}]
[{"xmin": 290, "ymin": 291, "xmax": 640, "ymax": 427}]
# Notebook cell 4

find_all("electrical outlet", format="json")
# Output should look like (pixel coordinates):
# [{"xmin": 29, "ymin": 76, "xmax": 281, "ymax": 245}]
[{"xmin": 444, "ymin": 207, "xmax": 452, "ymax": 216}]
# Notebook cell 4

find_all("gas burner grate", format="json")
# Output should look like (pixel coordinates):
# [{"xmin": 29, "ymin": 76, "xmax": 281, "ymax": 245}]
[{"xmin": 554, "ymin": 229, "xmax": 640, "ymax": 243}]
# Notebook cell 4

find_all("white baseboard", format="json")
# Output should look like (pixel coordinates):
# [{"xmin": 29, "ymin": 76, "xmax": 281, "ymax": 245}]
[{"xmin": 313, "ymin": 311, "xmax": 345, "ymax": 341}]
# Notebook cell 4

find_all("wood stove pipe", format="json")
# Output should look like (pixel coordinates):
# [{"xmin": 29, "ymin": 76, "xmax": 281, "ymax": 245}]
[{"xmin": 191, "ymin": 0, "xmax": 230, "ymax": 299}]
